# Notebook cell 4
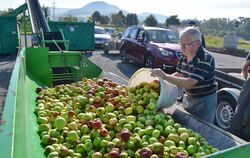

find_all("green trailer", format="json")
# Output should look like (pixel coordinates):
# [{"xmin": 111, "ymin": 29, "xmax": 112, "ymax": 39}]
[
  {"xmin": 0, "ymin": 16, "xmax": 19, "ymax": 55},
  {"xmin": 49, "ymin": 21, "xmax": 95, "ymax": 52}
]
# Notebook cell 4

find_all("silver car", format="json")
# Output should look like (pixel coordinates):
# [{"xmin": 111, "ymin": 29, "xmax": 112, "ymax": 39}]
[{"xmin": 94, "ymin": 26, "xmax": 112, "ymax": 49}]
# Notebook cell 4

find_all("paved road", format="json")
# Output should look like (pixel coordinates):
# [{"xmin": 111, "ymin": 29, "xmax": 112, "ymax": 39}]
[
  {"xmin": 0, "ymin": 56, "xmax": 16, "ymax": 119},
  {"xmin": 212, "ymin": 52, "xmax": 246, "ymax": 69}
]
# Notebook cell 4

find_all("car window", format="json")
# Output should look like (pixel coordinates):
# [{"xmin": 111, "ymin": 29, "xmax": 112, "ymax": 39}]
[
  {"xmin": 95, "ymin": 28, "xmax": 106, "ymax": 34},
  {"xmin": 147, "ymin": 30, "xmax": 179, "ymax": 43},
  {"xmin": 137, "ymin": 30, "xmax": 145, "ymax": 39},
  {"xmin": 129, "ymin": 28, "xmax": 139, "ymax": 39},
  {"xmin": 123, "ymin": 28, "xmax": 131, "ymax": 38}
]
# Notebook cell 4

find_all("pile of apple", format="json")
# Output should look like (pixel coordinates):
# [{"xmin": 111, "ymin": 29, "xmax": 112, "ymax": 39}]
[{"xmin": 35, "ymin": 78, "xmax": 218, "ymax": 158}]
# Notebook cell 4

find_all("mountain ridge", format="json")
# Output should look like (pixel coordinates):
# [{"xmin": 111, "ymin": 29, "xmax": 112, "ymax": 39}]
[{"xmin": 49, "ymin": 1, "xmax": 169, "ymax": 23}]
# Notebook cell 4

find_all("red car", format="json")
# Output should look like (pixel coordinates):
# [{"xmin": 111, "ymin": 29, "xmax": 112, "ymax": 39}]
[{"xmin": 120, "ymin": 26, "xmax": 181, "ymax": 73}]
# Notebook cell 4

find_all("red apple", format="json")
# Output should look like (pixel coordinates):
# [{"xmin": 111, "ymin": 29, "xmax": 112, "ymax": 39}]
[
  {"xmin": 119, "ymin": 129, "xmax": 131, "ymax": 142},
  {"xmin": 91, "ymin": 119, "xmax": 102, "ymax": 130},
  {"xmin": 100, "ymin": 128, "xmax": 109, "ymax": 137},
  {"xmin": 68, "ymin": 111, "xmax": 74, "ymax": 117}
]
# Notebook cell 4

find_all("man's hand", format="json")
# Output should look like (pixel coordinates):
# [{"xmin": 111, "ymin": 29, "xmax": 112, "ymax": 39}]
[
  {"xmin": 151, "ymin": 68, "xmax": 166, "ymax": 78},
  {"xmin": 242, "ymin": 60, "xmax": 250, "ymax": 79}
]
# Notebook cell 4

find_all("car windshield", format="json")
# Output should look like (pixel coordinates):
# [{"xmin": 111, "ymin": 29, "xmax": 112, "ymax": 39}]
[
  {"xmin": 147, "ymin": 30, "xmax": 179, "ymax": 43},
  {"xmin": 95, "ymin": 28, "xmax": 107, "ymax": 34}
]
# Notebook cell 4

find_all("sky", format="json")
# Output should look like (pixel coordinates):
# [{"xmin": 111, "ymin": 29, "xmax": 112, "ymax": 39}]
[{"xmin": 1, "ymin": 0, "xmax": 250, "ymax": 20}]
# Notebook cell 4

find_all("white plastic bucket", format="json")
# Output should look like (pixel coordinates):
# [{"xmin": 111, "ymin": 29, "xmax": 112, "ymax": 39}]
[{"xmin": 128, "ymin": 68, "xmax": 178, "ymax": 109}]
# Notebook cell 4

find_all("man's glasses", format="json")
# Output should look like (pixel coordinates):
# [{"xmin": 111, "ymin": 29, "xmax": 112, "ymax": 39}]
[{"xmin": 179, "ymin": 40, "xmax": 197, "ymax": 49}]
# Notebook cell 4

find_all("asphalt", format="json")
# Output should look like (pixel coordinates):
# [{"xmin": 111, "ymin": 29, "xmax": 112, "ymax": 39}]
[{"xmin": 0, "ymin": 55, "xmax": 16, "ymax": 120}]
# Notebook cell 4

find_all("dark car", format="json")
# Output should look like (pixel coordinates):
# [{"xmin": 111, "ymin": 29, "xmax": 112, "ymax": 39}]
[{"xmin": 120, "ymin": 26, "xmax": 181, "ymax": 72}]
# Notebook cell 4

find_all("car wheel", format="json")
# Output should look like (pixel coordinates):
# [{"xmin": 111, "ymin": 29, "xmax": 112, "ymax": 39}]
[
  {"xmin": 214, "ymin": 95, "xmax": 237, "ymax": 130},
  {"xmin": 104, "ymin": 49, "xmax": 109, "ymax": 55},
  {"xmin": 120, "ymin": 49, "xmax": 129, "ymax": 63},
  {"xmin": 144, "ymin": 55, "xmax": 154, "ymax": 68}
]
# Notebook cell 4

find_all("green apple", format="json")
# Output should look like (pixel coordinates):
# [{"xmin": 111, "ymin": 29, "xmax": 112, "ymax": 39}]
[
  {"xmin": 41, "ymin": 135, "xmax": 50, "ymax": 145},
  {"xmin": 84, "ymin": 141, "xmax": 93, "ymax": 152},
  {"xmin": 81, "ymin": 125, "xmax": 90, "ymax": 134},
  {"xmin": 109, "ymin": 117, "xmax": 118, "ymax": 126},
  {"xmin": 151, "ymin": 142, "xmax": 164, "ymax": 154},
  {"xmin": 68, "ymin": 130, "xmax": 79, "ymax": 142},
  {"xmin": 37, "ymin": 117, "xmax": 48, "ymax": 124},
  {"xmin": 179, "ymin": 133, "xmax": 189, "ymax": 142},
  {"xmin": 119, "ymin": 118, "xmax": 127, "ymax": 125},
  {"xmin": 100, "ymin": 139, "xmax": 109, "ymax": 147},
  {"xmin": 178, "ymin": 141, "xmax": 186, "ymax": 149},
  {"xmin": 135, "ymin": 121, "xmax": 145, "ymax": 129},
  {"xmin": 138, "ymin": 129, "xmax": 145, "ymax": 137},
  {"xmin": 121, "ymin": 97, "xmax": 129, "ymax": 104},
  {"xmin": 169, "ymin": 146, "xmax": 178, "ymax": 155},
  {"xmin": 90, "ymin": 130, "xmax": 100, "ymax": 138},
  {"xmin": 44, "ymin": 145, "xmax": 55, "ymax": 154},
  {"xmin": 68, "ymin": 121, "xmax": 77, "ymax": 130},
  {"xmin": 125, "ymin": 107, "xmax": 133, "ymax": 115},
  {"xmin": 167, "ymin": 134, "xmax": 179, "ymax": 143},
  {"xmin": 145, "ymin": 119, "xmax": 155, "ymax": 126},
  {"xmin": 164, "ymin": 140, "xmax": 176, "ymax": 147},
  {"xmin": 149, "ymin": 137, "xmax": 158, "ymax": 144},
  {"xmin": 75, "ymin": 143, "xmax": 85, "ymax": 153},
  {"xmin": 136, "ymin": 105, "xmax": 144, "ymax": 114},
  {"xmin": 96, "ymin": 107, "xmax": 105, "ymax": 116},
  {"xmin": 123, "ymin": 123, "xmax": 133, "ymax": 131},
  {"xmin": 138, "ymin": 116, "xmax": 146, "ymax": 123},
  {"xmin": 105, "ymin": 103, "xmax": 115, "ymax": 112},
  {"xmin": 47, "ymin": 151, "xmax": 59, "ymax": 158},
  {"xmin": 178, "ymin": 127, "xmax": 188, "ymax": 134},
  {"xmin": 145, "ymin": 126, "xmax": 154, "ymax": 135},
  {"xmin": 91, "ymin": 152, "xmax": 102, "ymax": 158},
  {"xmin": 152, "ymin": 129, "xmax": 160, "ymax": 138},
  {"xmin": 80, "ymin": 135, "xmax": 91, "ymax": 143},
  {"xmin": 126, "ymin": 115, "xmax": 136, "ymax": 123},
  {"xmin": 93, "ymin": 137, "xmax": 101, "ymax": 148},
  {"xmin": 146, "ymin": 103, "xmax": 156, "ymax": 110},
  {"xmin": 155, "ymin": 124, "xmax": 164, "ymax": 133},
  {"xmin": 188, "ymin": 137, "xmax": 197, "ymax": 145},
  {"xmin": 186, "ymin": 145, "xmax": 197, "ymax": 155},
  {"xmin": 38, "ymin": 124, "xmax": 50, "ymax": 132}
]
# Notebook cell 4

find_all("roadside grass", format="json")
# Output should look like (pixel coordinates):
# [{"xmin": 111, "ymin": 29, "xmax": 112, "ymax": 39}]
[{"xmin": 205, "ymin": 36, "xmax": 250, "ymax": 53}]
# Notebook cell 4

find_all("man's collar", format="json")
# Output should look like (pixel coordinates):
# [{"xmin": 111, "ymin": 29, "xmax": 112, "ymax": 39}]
[{"xmin": 193, "ymin": 46, "xmax": 205, "ymax": 61}]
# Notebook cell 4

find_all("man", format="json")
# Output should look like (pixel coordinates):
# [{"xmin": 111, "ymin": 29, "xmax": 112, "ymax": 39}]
[
  {"xmin": 229, "ymin": 54, "xmax": 250, "ymax": 141},
  {"xmin": 188, "ymin": 20, "xmax": 206, "ymax": 48},
  {"xmin": 151, "ymin": 27, "xmax": 217, "ymax": 123}
]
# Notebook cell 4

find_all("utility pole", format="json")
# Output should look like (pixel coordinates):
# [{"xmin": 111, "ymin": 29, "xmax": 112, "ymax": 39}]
[{"xmin": 53, "ymin": 0, "xmax": 55, "ymax": 20}]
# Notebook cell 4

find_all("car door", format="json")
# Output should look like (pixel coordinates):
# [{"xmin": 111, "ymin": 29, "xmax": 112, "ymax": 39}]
[
  {"xmin": 126, "ymin": 28, "xmax": 139, "ymax": 61},
  {"xmin": 134, "ymin": 29, "xmax": 148, "ymax": 64}
]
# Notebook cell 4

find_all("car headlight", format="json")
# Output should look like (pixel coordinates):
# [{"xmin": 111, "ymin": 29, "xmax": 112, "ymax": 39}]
[{"xmin": 159, "ymin": 48, "xmax": 174, "ymax": 56}]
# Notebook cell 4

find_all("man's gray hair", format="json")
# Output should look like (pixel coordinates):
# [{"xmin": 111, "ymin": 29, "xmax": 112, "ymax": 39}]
[{"xmin": 179, "ymin": 26, "xmax": 202, "ymax": 42}]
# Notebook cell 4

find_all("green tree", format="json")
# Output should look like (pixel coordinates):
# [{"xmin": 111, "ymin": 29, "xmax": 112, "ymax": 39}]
[
  {"xmin": 100, "ymin": 15, "xmax": 110, "ymax": 24},
  {"xmin": 165, "ymin": 15, "xmax": 180, "ymax": 27},
  {"xmin": 118, "ymin": 11, "xmax": 126, "ymax": 25},
  {"xmin": 59, "ymin": 14, "xmax": 78, "ymax": 22},
  {"xmin": 87, "ymin": 16, "xmax": 94, "ymax": 22},
  {"xmin": 144, "ymin": 14, "xmax": 158, "ymax": 27},
  {"xmin": 110, "ymin": 11, "xmax": 125, "ymax": 27},
  {"xmin": 2, "ymin": 8, "xmax": 14, "ymax": 15},
  {"xmin": 91, "ymin": 11, "xmax": 102, "ymax": 22},
  {"xmin": 125, "ymin": 13, "xmax": 138, "ymax": 26}
]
